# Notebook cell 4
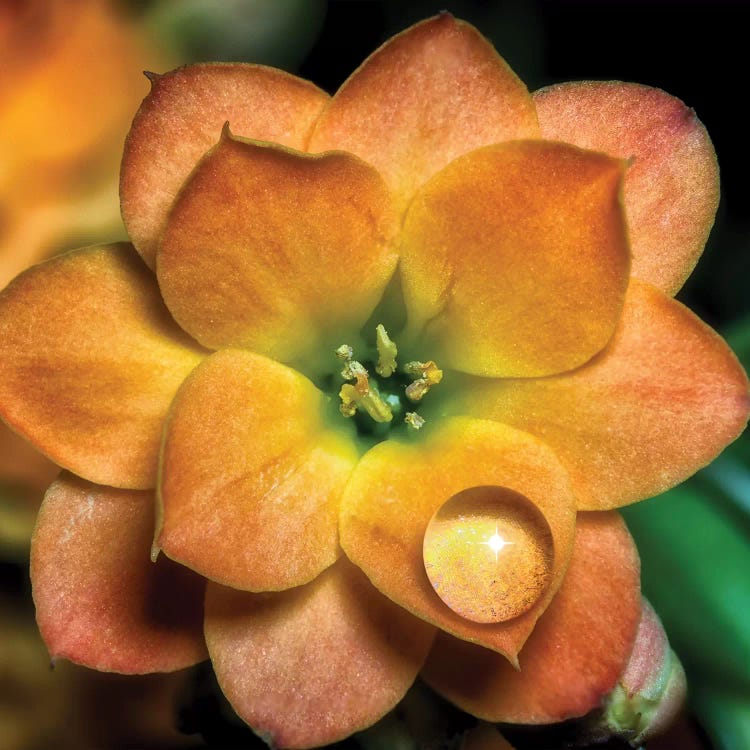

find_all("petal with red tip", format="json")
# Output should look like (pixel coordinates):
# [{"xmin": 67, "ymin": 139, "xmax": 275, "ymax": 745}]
[
  {"xmin": 457, "ymin": 279, "xmax": 750, "ymax": 509},
  {"xmin": 31, "ymin": 473, "xmax": 207, "ymax": 674},
  {"xmin": 422, "ymin": 511, "xmax": 641, "ymax": 723},
  {"xmin": 121, "ymin": 63, "xmax": 329, "ymax": 267},
  {"xmin": 0, "ymin": 244, "xmax": 204, "ymax": 489},
  {"xmin": 158, "ymin": 349, "xmax": 358, "ymax": 591},
  {"xmin": 340, "ymin": 417, "xmax": 576, "ymax": 663},
  {"xmin": 156, "ymin": 134, "xmax": 398, "ymax": 365},
  {"xmin": 534, "ymin": 82, "xmax": 719, "ymax": 295},
  {"xmin": 400, "ymin": 140, "xmax": 629, "ymax": 377},
  {"xmin": 309, "ymin": 14, "xmax": 538, "ymax": 214},
  {"xmin": 204, "ymin": 558, "xmax": 435, "ymax": 749}
]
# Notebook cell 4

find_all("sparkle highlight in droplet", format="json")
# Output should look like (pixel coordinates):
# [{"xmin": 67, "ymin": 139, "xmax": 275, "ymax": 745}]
[{"xmin": 423, "ymin": 486, "xmax": 554, "ymax": 624}]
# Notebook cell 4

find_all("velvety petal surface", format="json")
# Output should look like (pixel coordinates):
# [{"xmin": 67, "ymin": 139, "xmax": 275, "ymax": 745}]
[
  {"xmin": 0, "ymin": 244, "xmax": 204, "ymax": 489},
  {"xmin": 157, "ymin": 133, "xmax": 398, "ymax": 366},
  {"xmin": 400, "ymin": 140, "xmax": 629, "ymax": 377},
  {"xmin": 31, "ymin": 473, "xmax": 207, "ymax": 674},
  {"xmin": 204, "ymin": 558, "xmax": 435, "ymax": 749},
  {"xmin": 422, "ymin": 511, "xmax": 641, "ymax": 723},
  {"xmin": 308, "ymin": 14, "xmax": 538, "ymax": 214},
  {"xmin": 455, "ymin": 280, "xmax": 750, "ymax": 509},
  {"xmin": 121, "ymin": 63, "xmax": 329, "ymax": 267},
  {"xmin": 340, "ymin": 417, "xmax": 576, "ymax": 663},
  {"xmin": 158, "ymin": 349, "xmax": 358, "ymax": 591},
  {"xmin": 534, "ymin": 82, "xmax": 719, "ymax": 295}
]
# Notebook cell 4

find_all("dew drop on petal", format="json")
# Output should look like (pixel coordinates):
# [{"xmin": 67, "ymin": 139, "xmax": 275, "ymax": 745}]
[{"xmin": 422, "ymin": 486, "xmax": 554, "ymax": 624}]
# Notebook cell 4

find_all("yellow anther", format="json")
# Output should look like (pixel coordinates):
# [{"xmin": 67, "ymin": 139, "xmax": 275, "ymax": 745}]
[
  {"xmin": 339, "ymin": 384, "xmax": 358, "ymax": 417},
  {"xmin": 344, "ymin": 361, "xmax": 370, "ymax": 394},
  {"xmin": 375, "ymin": 324, "xmax": 398, "ymax": 377},
  {"xmin": 405, "ymin": 360, "xmax": 443, "ymax": 385},
  {"xmin": 335, "ymin": 344, "xmax": 354, "ymax": 361},
  {"xmin": 337, "ymin": 358, "xmax": 392, "ymax": 424},
  {"xmin": 404, "ymin": 412, "xmax": 425, "ymax": 430},
  {"xmin": 404, "ymin": 360, "xmax": 443, "ymax": 402}
]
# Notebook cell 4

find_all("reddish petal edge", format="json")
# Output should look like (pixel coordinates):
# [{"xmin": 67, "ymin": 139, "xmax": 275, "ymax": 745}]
[
  {"xmin": 534, "ymin": 81, "xmax": 719, "ymax": 295},
  {"xmin": 421, "ymin": 511, "xmax": 641, "ymax": 723},
  {"xmin": 205, "ymin": 558, "xmax": 436, "ymax": 749},
  {"xmin": 121, "ymin": 63, "xmax": 329, "ymax": 268},
  {"xmin": 31, "ymin": 473, "xmax": 207, "ymax": 674}
]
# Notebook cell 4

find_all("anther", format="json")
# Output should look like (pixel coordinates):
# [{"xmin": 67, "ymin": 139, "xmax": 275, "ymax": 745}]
[
  {"xmin": 404, "ymin": 412, "xmax": 425, "ymax": 430},
  {"xmin": 375, "ymin": 324, "xmax": 398, "ymax": 377},
  {"xmin": 404, "ymin": 360, "xmax": 443, "ymax": 402}
]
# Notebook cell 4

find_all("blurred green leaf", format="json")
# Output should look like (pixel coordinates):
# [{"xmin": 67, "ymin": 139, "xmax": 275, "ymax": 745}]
[
  {"xmin": 146, "ymin": 0, "xmax": 327, "ymax": 70},
  {"xmin": 624, "ymin": 312, "xmax": 750, "ymax": 748},
  {"xmin": 692, "ymin": 687, "xmax": 750, "ymax": 750}
]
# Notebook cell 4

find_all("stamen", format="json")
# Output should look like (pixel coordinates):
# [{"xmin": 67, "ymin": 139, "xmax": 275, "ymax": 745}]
[
  {"xmin": 404, "ymin": 412, "xmax": 425, "ymax": 430},
  {"xmin": 404, "ymin": 360, "xmax": 443, "ymax": 402},
  {"xmin": 335, "ymin": 344, "xmax": 354, "ymax": 361},
  {"xmin": 375, "ymin": 324, "xmax": 398, "ymax": 377},
  {"xmin": 336, "ymin": 343, "xmax": 393, "ymax": 423}
]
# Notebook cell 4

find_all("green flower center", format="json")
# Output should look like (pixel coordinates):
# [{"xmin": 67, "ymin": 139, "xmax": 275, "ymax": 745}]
[{"xmin": 333, "ymin": 324, "xmax": 443, "ymax": 439}]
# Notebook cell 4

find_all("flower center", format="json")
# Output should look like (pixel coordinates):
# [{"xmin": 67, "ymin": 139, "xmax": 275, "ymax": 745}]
[
  {"xmin": 334, "ymin": 324, "xmax": 442, "ymax": 438},
  {"xmin": 423, "ymin": 486, "xmax": 554, "ymax": 623}
]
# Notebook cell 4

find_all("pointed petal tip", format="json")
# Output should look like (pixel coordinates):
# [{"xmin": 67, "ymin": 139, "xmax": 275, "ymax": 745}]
[
  {"xmin": 341, "ymin": 417, "xmax": 576, "ymax": 660},
  {"xmin": 206, "ymin": 560, "xmax": 434, "ymax": 748},
  {"xmin": 422, "ymin": 511, "xmax": 641, "ymax": 724}
]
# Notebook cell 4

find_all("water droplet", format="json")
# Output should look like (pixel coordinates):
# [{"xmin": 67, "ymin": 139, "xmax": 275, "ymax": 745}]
[{"xmin": 423, "ymin": 486, "xmax": 554, "ymax": 624}]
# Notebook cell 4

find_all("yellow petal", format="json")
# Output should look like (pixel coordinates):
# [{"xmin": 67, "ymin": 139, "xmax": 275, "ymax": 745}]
[
  {"xmin": 456, "ymin": 279, "xmax": 750, "ymax": 509},
  {"xmin": 400, "ymin": 140, "xmax": 629, "ymax": 377},
  {"xmin": 0, "ymin": 244, "xmax": 204, "ymax": 489},
  {"xmin": 309, "ymin": 14, "xmax": 538, "ymax": 215},
  {"xmin": 31, "ymin": 473, "xmax": 207, "ymax": 674},
  {"xmin": 156, "ymin": 133, "xmax": 398, "ymax": 367},
  {"xmin": 121, "ymin": 63, "xmax": 329, "ymax": 267},
  {"xmin": 158, "ymin": 349, "xmax": 358, "ymax": 591},
  {"xmin": 204, "ymin": 558, "xmax": 435, "ymax": 749},
  {"xmin": 340, "ymin": 417, "xmax": 576, "ymax": 664},
  {"xmin": 535, "ymin": 82, "xmax": 719, "ymax": 295}
]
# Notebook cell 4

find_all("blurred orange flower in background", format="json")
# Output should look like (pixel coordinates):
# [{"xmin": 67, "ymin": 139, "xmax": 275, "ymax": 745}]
[
  {"xmin": 0, "ymin": 0, "xmax": 173, "ymax": 547},
  {"xmin": 0, "ymin": 10, "xmax": 747, "ymax": 750}
]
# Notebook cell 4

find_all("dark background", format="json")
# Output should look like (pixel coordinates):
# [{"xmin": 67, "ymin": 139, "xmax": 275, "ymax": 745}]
[{"xmin": 298, "ymin": 0, "xmax": 748, "ymax": 332}]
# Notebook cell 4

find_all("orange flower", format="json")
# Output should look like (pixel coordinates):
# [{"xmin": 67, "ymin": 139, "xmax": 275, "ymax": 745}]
[
  {"xmin": 0, "ymin": 0, "xmax": 172, "ymax": 540},
  {"xmin": 0, "ymin": 14, "xmax": 747, "ymax": 748}
]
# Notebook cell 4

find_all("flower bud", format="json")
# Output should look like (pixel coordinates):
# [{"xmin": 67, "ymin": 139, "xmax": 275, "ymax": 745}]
[{"xmin": 596, "ymin": 597, "xmax": 687, "ymax": 745}]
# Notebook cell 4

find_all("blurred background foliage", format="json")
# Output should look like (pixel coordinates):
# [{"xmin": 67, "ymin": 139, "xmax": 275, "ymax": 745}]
[{"xmin": 0, "ymin": 1, "xmax": 747, "ymax": 748}]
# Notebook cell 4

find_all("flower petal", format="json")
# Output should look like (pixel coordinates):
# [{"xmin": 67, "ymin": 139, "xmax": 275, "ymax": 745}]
[
  {"xmin": 121, "ymin": 63, "xmax": 329, "ymax": 267},
  {"xmin": 308, "ymin": 14, "xmax": 538, "ymax": 214},
  {"xmin": 31, "ymin": 473, "xmax": 207, "ymax": 674},
  {"xmin": 340, "ymin": 417, "xmax": 576, "ymax": 664},
  {"xmin": 422, "ymin": 511, "xmax": 641, "ymax": 723},
  {"xmin": 204, "ymin": 558, "xmax": 435, "ymax": 749},
  {"xmin": 456, "ymin": 279, "xmax": 750, "ymax": 509},
  {"xmin": 156, "ymin": 133, "xmax": 398, "ymax": 366},
  {"xmin": 400, "ymin": 140, "xmax": 629, "ymax": 377},
  {"xmin": 158, "ymin": 349, "xmax": 358, "ymax": 591},
  {"xmin": 534, "ymin": 82, "xmax": 719, "ymax": 295},
  {"xmin": 0, "ymin": 244, "xmax": 204, "ymax": 489}
]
